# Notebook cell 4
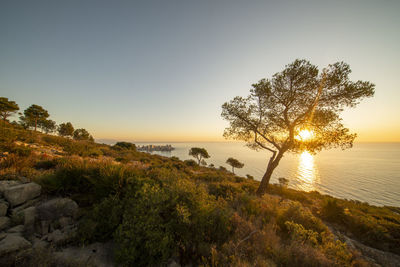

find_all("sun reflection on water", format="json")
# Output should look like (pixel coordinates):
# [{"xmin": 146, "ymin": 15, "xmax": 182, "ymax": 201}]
[{"xmin": 296, "ymin": 151, "xmax": 319, "ymax": 191}]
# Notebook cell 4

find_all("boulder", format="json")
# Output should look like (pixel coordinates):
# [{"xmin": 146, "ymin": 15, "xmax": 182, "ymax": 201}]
[
  {"xmin": 54, "ymin": 242, "xmax": 115, "ymax": 267},
  {"xmin": 37, "ymin": 198, "xmax": 79, "ymax": 221},
  {"xmin": 23, "ymin": 206, "xmax": 37, "ymax": 235},
  {"xmin": 0, "ymin": 180, "xmax": 21, "ymax": 197},
  {"xmin": 0, "ymin": 234, "xmax": 31, "ymax": 256},
  {"xmin": 6, "ymin": 225, "xmax": 24, "ymax": 234},
  {"xmin": 0, "ymin": 200, "xmax": 8, "ymax": 216},
  {"xmin": 3, "ymin": 183, "xmax": 41, "ymax": 207},
  {"xmin": 0, "ymin": 217, "xmax": 10, "ymax": 231}
]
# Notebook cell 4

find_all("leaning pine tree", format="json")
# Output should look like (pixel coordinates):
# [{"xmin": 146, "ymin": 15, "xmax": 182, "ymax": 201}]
[{"xmin": 221, "ymin": 59, "xmax": 374, "ymax": 196}]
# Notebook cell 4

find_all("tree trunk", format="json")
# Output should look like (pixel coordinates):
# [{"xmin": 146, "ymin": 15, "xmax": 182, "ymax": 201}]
[
  {"xmin": 34, "ymin": 118, "xmax": 37, "ymax": 131},
  {"xmin": 232, "ymin": 166, "xmax": 235, "ymax": 174},
  {"xmin": 256, "ymin": 151, "xmax": 284, "ymax": 196}
]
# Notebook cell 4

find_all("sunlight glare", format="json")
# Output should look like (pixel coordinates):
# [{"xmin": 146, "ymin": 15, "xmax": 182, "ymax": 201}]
[
  {"xmin": 296, "ymin": 151, "xmax": 319, "ymax": 191},
  {"xmin": 296, "ymin": 129, "xmax": 314, "ymax": 141}
]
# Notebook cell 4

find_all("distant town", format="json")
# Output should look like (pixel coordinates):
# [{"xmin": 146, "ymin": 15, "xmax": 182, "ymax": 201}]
[{"xmin": 137, "ymin": 144, "xmax": 175, "ymax": 152}]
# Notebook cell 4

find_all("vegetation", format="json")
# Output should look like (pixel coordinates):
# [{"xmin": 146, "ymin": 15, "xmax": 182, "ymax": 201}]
[
  {"xmin": 0, "ymin": 99, "xmax": 398, "ymax": 266},
  {"xmin": 23, "ymin": 104, "xmax": 50, "ymax": 131},
  {"xmin": 226, "ymin": 157, "xmax": 244, "ymax": 174},
  {"xmin": 189, "ymin": 147, "xmax": 210, "ymax": 165},
  {"xmin": 73, "ymin": 128, "xmax": 93, "ymax": 141},
  {"xmin": 222, "ymin": 59, "xmax": 375, "ymax": 196},
  {"xmin": 58, "ymin": 122, "xmax": 74, "ymax": 137},
  {"xmin": 0, "ymin": 97, "xmax": 19, "ymax": 123}
]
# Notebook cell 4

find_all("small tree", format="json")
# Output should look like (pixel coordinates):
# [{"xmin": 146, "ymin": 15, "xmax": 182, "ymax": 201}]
[
  {"xmin": 24, "ymin": 104, "xmax": 49, "ymax": 131},
  {"xmin": 58, "ymin": 122, "xmax": 74, "ymax": 137},
  {"xmin": 73, "ymin": 128, "xmax": 93, "ymax": 141},
  {"xmin": 113, "ymin": 141, "xmax": 136, "ymax": 151},
  {"xmin": 222, "ymin": 59, "xmax": 374, "ymax": 196},
  {"xmin": 0, "ymin": 97, "xmax": 19, "ymax": 124},
  {"xmin": 226, "ymin": 157, "xmax": 244, "ymax": 174},
  {"xmin": 278, "ymin": 177, "xmax": 289, "ymax": 188},
  {"xmin": 189, "ymin": 147, "xmax": 210, "ymax": 165},
  {"xmin": 39, "ymin": 119, "xmax": 57, "ymax": 134}
]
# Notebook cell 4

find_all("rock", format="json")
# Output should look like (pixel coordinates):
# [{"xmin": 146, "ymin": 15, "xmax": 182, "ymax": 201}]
[
  {"xmin": 37, "ymin": 198, "xmax": 79, "ymax": 221},
  {"xmin": 59, "ymin": 216, "xmax": 74, "ymax": 228},
  {"xmin": 46, "ymin": 227, "xmax": 77, "ymax": 246},
  {"xmin": 40, "ymin": 220, "xmax": 50, "ymax": 236},
  {"xmin": 9, "ymin": 198, "xmax": 41, "ymax": 217},
  {"xmin": 0, "ymin": 200, "xmax": 8, "ymax": 216},
  {"xmin": 54, "ymin": 242, "xmax": 115, "ymax": 267},
  {"xmin": 0, "ymin": 234, "xmax": 31, "ymax": 256},
  {"xmin": 23, "ymin": 206, "xmax": 37, "ymax": 235},
  {"xmin": 32, "ymin": 237, "xmax": 49, "ymax": 249},
  {"xmin": 0, "ymin": 232, "xmax": 6, "ymax": 241},
  {"xmin": 6, "ymin": 225, "xmax": 24, "ymax": 234},
  {"xmin": 3, "ymin": 183, "xmax": 41, "ymax": 207},
  {"xmin": 0, "ymin": 217, "xmax": 10, "ymax": 231},
  {"xmin": 0, "ymin": 180, "xmax": 21, "ymax": 197}
]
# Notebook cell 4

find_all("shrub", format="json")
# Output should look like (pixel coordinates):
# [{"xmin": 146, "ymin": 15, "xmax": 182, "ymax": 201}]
[
  {"xmin": 277, "ymin": 202, "xmax": 327, "ymax": 234},
  {"xmin": 183, "ymin": 159, "xmax": 197, "ymax": 167},
  {"xmin": 114, "ymin": 178, "xmax": 231, "ymax": 266},
  {"xmin": 321, "ymin": 198, "xmax": 346, "ymax": 223}
]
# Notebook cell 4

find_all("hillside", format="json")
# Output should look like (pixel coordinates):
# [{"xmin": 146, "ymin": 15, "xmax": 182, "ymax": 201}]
[{"xmin": 1, "ymin": 124, "xmax": 400, "ymax": 266}]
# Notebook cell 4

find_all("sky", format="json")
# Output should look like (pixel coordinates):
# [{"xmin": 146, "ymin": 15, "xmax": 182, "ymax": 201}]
[{"xmin": 1, "ymin": 0, "xmax": 399, "ymax": 142}]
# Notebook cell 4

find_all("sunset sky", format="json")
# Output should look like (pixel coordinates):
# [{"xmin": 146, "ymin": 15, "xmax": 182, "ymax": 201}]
[{"xmin": 1, "ymin": 1, "xmax": 399, "ymax": 142}]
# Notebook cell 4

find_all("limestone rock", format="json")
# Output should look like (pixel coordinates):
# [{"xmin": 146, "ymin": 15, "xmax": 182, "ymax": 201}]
[
  {"xmin": 32, "ymin": 237, "xmax": 49, "ymax": 249},
  {"xmin": 0, "ymin": 200, "xmax": 8, "ymax": 216},
  {"xmin": 0, "ymin": 180, "xmax": 21, "ymax": 197},
  {"xmin": 0, "ymin": 234, "xmax": 31, "ymax": 256},
  {"xmin": 23, "ymin": 206, "xmax": 37, "ymax": 235},
  {"xmin": 6, "ymin": 225, "xmax": 24, "ymax": 234},
  {"xmin": 3, "ymin": 183, "xmax": 41, "ymax": 207},
  {"xmin": 0, "ymin": 217, "xmax": 10, "ymax": 231},
  {"xmin": 37, "ymin": 198, "xmax": 79, "ymax": 221},
  {"xmin": 54, "ymin": 242, "xmax": 115, "ymax": 267},
  {"xmin": 0, "ymin": 232, "xmax": 6, "ymax": 241}
]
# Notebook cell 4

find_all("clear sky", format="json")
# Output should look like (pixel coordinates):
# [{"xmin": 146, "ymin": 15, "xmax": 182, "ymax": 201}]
[{"xmin": 1, "ymin": 0, "xmax": 399, "ymax": 142}]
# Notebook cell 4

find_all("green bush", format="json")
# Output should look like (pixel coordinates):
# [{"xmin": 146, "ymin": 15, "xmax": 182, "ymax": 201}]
[
  {"xmin": 114, "ymin": 178, "xmax": 231, "ymax": 266},
  {"xmin": 321, "ymin": 198, "xmax": 346, "ymax": 223}
]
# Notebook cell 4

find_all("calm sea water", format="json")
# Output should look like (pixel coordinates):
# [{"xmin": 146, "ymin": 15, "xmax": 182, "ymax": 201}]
[{"xmin": 136, "ymin": 142, "xmax": 400, "ymax": 207}]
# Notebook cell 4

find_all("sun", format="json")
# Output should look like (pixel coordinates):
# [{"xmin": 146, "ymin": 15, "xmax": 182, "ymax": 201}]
[{"xmin": 296, "ymin": 129, "xmax": 314, "ymax": 141}]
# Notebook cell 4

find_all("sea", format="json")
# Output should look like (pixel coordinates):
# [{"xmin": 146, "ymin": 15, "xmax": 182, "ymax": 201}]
[{"xmin": 129, "ymin": 142, "xmax": 400, "ymax": 207}]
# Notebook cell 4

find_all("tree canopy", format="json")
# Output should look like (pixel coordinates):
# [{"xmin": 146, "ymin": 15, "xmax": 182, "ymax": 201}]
[
  {"xmin": 73, "ymin": 128, "xmax": 93, "ymax": 141},
  {"xmin": 226, "ymin": 157, "xmax": 244, "ymax": 174},
  {"xmin": 189, "ymin": 147, "xmax": 210, "ymax": 165},
  {"xmin": 23, "ymin": 104, "xmax": 49, "ymax": 131},
  {"xmin": 58, "ymin": 122, "xmax": 75, "ymax": 137},
  {"xmin": 113, "ymin": 141, "xmax": 136, "ymax": 151},
  {"xmin": 0, "ymin": 97, "xmax": 19, "ymax": 123},
  {"xmin": 39, "ymin": 119, "xmax": 57, "ymax": 134},
  {"xmin": 222, "ymin": 59, "xmax": 375, "ymax": 196}
]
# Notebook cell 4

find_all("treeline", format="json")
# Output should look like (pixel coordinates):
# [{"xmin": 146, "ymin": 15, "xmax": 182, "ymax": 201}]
[{"xmin": 0, "ymin": 97, "xmax": 93, "ymax": 141}]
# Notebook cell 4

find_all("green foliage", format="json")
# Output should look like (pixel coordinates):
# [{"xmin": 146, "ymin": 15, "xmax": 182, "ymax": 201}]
[
  {"xmin": 73, "ymin": 128, "xmax": 93, "ymax": 141},
  {"xmin": 321, "ymin": 198, "xmax": 345, "ymax": 222},
  {"xmin": 78, "ymin": 196, "xmax": 125, "ymax": 243},
  {"xmin": 221, "ymin": 59, "xmax": 375, "ymax": 195},
  {"xmin": 38, "ymin": 119, "xmax": 57, "ymax": 134},
  {"xmin": 112, "ymin": 141, "xmax": 136, "ymax": 151},
  {"xmin": 184, "ymin": 159, "xmax": 197, "ymax": 167},
  {"xmin": 23, "ymin": 104, "xmax": 50, "ymax": 131},
  {"xmin": 0, "ymin": 97, "xmax": 19, "ymax": 122},
  {"xmin": 38, "ymin": 157, "xmax": 140, "ymax": 206},
  {"xmin": 277, "ymin": 201, "xmax": 327, "ymax": 234},
  {"xmin": 226, "ymin": 157, "xmax": 244, "ymax": 174},
  {"xmin": 115, "ymin": 177, "xmax": 231, "ymax": 266},
  {"xmin": 189, "ymin": 147, "xmax": 210, "ymax": 165},
  {"xmin": 58, "ymin": 122, "xmax": 74, "ymax": 137}
]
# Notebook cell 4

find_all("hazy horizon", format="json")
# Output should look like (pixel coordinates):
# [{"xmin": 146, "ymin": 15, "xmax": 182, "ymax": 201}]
[{"xmin": 1, "ymin": 1, "xmax": 399, "ymax": 142}]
